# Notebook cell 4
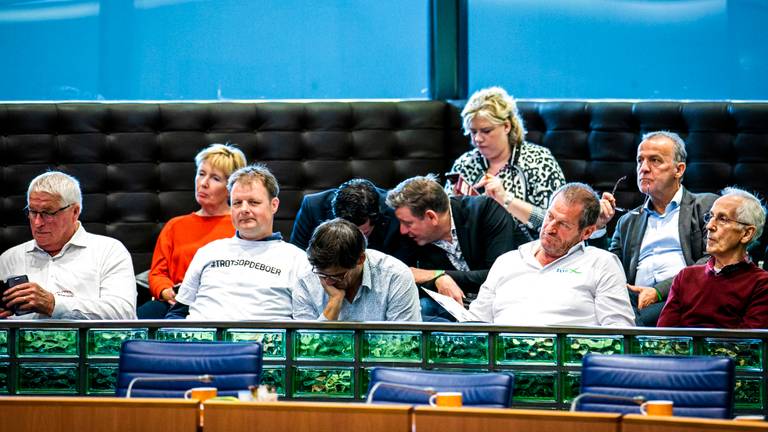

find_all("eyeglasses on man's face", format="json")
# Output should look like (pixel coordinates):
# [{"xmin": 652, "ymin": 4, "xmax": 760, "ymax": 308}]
[
  {"xmin": 703, "ymin": 211, "xmax": 752, "ymax": 228},
  {"xmin": 312, "ymin": 267, "xmax": 352, "ymax": 284},
  {"xmin": 23, "ymin": 204, "xmax": 72, "ymax": 222}
]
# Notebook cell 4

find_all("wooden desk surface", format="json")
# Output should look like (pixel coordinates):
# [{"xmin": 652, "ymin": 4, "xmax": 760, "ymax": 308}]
[
  {"xmin": 204, "ymin": 400, "xmax": 413, "ymax": 432},
  {"xmin": 622, "ymin": 414, "xmax": 768, "ymax": 432},
  {"xmin": 413, "ymin": 406, "xmax": 621, "ymax": 432},
  {"xmin": 0, "ymin": 396, "xmax": 199, "ymax": 432}
]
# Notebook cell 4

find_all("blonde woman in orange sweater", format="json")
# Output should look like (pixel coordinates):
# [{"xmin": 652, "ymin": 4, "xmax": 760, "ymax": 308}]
[{"xmin": 138, "ymin": 143, "xmax": 246, "ymax": 318}]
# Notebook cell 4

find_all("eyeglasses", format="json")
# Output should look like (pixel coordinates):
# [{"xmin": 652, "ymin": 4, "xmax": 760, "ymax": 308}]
[
  {"xmin": 23, "ymin": 204, "xmax": 72, "ymax": 221},
  {"xmin": 610, "ymin": 176, "xmax": 630, "ymax": 213},
  {"xmin": 312, "ymin": 267, "xmax": 351, "ymax": 284},
  {"xmin": 703, "ymin": 212, "xmax": 753, "ymax": 228}
]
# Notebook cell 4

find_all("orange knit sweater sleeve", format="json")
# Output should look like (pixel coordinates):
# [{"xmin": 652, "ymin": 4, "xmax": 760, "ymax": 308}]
[{"xmin": 148, "ymin": 214, "xmax": 235, "ymax": 299}]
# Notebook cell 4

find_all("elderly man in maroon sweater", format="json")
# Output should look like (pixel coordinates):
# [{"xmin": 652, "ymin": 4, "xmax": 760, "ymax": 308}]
[{"xmin": 658, "ymin": 187, "xmax": 768, "ymax": 328}]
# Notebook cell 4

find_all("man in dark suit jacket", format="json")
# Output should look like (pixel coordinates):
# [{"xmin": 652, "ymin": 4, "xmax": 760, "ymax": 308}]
[
  {"xmin": 290, "ymin": 179, "xmax": 412, "ymax": 262},
  {"xmin": 604, "ymin": 131, "xmax": 717, "ymax": 326},
  {"xmin": 386, "ymin": 175, "xmax": 524, "ymax": 320}
]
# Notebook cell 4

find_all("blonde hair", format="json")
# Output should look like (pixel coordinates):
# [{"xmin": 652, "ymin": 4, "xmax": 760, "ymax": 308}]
[
  {"xmin": 461, "ymin": 86, "xmax": 526, "ymax": 148},
  {"xmin": 195, "ymin": 143, "xmax": 247, "ymax": 178}
]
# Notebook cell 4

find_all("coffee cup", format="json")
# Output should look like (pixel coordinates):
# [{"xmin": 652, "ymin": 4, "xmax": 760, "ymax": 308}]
[
  {"xmin": 428, "ymin": 392, "xmax": 463, "ymax": 407},
  {"xmin": 183, "ymin": 387, "xmax": 217, "ymax": 402},
  {"xmin": 640, "ymin": 400, "xmax": 673, "ymax": 416}
]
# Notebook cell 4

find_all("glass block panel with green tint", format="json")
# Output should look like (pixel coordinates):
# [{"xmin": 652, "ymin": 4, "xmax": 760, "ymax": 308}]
[
  {"xmin": 260, "ymin": 366, "xmax": 285, "ymax": 396},
  {"xmin": 362, "ymin": 331, "xmax": 421, "ymax": 363},
  {"xmin": 735, "ymin": 376, "xmax": 763, "ymax": 409},
  {"xmin": 18, "ymin": 328, "xmax": 78, "ymax": 357},
  {"xmin": 155, "ymin": 328, "xmax": 216, "ymax": 342},
  {"xmin": 0, "ymin": 330, "xmax": 7, "ymax": 356},
  {"xmin": 428, "ymin": 332, "xmax": 488, "ymax": 365},
  {"xmin": 633, "ymin": 336, "xmax": 693, "ymax": 356},
  {"xmin": 496, "ymin": 333, "xmax": 556, "ymax": 365},
  {"xmin": 565, "ymin": 335, "xmax": 624, "ymax": 364},
  {"xmin": 294, "ymin": 330, "xmax": 354, "ymax": 361},
  {"xmin": 513, "ymin": 371, "xmax": 557, "ymax": 402},
  {"xmin": 87, "ymin": 364, "xmax": 118, "ymax": 394},
  {"xmin": 18, "ymin": 363, "xmax": 78, "ymax": 394},
  {"xmin": 562, "ymin": 371, "xmax": 581, "ymax": 402},
  {"xmin": 224, "ymin": 329, "xmax": 285, "ymax": 359},
  {"xmin": 0, "ymin": 363, "xmax": 8, "ymax": 393},
  {"xmin": 293, "ymin": 366, "xmax": 354, "ymax": 398},
  {"xmin": 88, "ymin": 328, "xmax": 148, "ymax": 358},
  {"xmin": 704, "ymin": 338, "xmax": 762, "ymax": 371}
]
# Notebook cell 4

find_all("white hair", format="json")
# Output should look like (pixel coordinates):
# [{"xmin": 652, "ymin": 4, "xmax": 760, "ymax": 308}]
[
  {"xmin": 27, "ymin": 171, "xmax": 83, "ymax": 211},
  {"xmin": 721, "ymin": 186, "xmax": 766, "ymax": 246}
]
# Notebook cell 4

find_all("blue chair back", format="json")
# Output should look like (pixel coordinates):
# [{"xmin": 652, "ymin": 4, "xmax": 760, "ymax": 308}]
[
  {"xmin": 116, "ymin": 340, "xmax": 262, "ymax": 398},
  {"xmin": 577, "ymin": 354, "xmax": 734, "ymax": 419},
  {"xmin": 367, "ymin": 367, "xmax": 514, "ymax": 408}
]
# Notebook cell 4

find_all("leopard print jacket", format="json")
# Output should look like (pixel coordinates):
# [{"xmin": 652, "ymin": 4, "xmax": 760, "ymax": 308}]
[{"xmin": 445, "ymin": 142, "xmax": 566, "ymax": 232}]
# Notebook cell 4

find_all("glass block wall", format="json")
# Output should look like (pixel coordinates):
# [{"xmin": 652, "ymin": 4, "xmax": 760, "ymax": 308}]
[{"xmin": 0, "ymin": 323, "xmax": 764, "ymax": 415}]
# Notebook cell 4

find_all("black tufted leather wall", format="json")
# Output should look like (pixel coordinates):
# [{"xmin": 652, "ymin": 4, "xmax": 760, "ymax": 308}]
[
  {"xmin": 0, "ymin": 101, "xmax": 462, "ymax": 274},
  {"xmin": 2, "ymin": 100, "xmax": 768, "ymax": 276}
]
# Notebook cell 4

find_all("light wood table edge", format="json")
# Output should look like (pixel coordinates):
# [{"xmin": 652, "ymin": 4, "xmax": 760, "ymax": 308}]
[
  {"xmin": 0, "ymin": 396, "xmax": 199, "ymax": 409},
  {"xmin": 414, "ymin": 406, "xmax": 621, "ymax": 423},
  {"xmin": 204, "ymin": 400, "xmax": 413, "ymax": 413},
  {"xmin": 623, "ymin": 414, "xmax": 768, "ymax": 430}
]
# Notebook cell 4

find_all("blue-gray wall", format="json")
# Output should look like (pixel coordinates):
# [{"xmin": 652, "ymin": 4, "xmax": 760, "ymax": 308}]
[
  {"xmin": 469, "ymin": 0, "xmax": 768, "ymax": 99},
  {"xmin": 1, "ymin": 0, "xmax": 766, "ymax": 100}
]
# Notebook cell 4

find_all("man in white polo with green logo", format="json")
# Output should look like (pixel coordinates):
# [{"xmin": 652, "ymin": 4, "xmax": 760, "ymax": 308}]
[{"xmin": 470, "ymin": 183, "xmax": 634, "ymax": 326}]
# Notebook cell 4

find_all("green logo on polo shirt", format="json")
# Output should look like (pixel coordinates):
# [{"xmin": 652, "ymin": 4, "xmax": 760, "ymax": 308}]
[{"xmin": 555, "ymin": 268, "xmax": 582, "ymax": 274}]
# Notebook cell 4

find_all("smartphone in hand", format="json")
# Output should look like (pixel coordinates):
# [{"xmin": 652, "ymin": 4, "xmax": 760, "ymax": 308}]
[
  {"xmin": 1, "ymin": 275, "xmax": 29, "ymax": 315},
  {"xmin": 445, "ymin": 172, "xmax": 479, "ymax": 196}
]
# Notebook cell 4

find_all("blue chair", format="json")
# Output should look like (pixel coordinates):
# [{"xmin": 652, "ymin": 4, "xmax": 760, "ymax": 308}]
[
  {"xmin": 366, "ymin": 367, "xmax": 514, "ymax": 408},
  {"xmin": 116, "ymin": 340, "xmax": 262, "ymax": 398},
  {"xmin": 575, "ymin": 354, "xmax": 734, "ymax": 419}
]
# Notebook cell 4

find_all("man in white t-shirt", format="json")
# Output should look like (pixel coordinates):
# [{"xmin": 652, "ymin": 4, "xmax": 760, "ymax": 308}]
[
  {"xmin": 168, "ymin": 164, "xmax": 310, "ymax": 320},
  {"xmin": 469, "ymin": 183, "xmax": 635, "ymax": 326}
]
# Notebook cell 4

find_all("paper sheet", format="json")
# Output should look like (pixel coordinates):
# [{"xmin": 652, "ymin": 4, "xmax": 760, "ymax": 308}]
[{"xmin": 421, "ymin": 288, "xmax": 483, "ymax": 322}]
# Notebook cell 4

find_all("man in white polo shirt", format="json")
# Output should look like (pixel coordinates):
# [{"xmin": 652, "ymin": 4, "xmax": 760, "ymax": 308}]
[
  {"xmin": 0, "ymin": 171, "xmax": 136, "ymax": 320},
  {"xmin": 168, "ymin": 164, "xmax": 310, "ymax": 320},
  {"xmin": 469, "ymin": 182, "xmax": 635, "ymax": 326}
]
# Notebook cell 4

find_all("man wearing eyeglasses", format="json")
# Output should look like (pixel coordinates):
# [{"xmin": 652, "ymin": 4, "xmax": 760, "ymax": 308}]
[
  {"xmin": 657, "ymin": 188, "xmax": 768, "ymax": 328},
  {"xmin": 292, "ymin": 218, "xmax": 420, "ymax": 321},
  {"xmin": 0, "ymin": 171, "xmax": 137, "ymax": 319},
  {"xmin": 604, "ymin": 131, "xmax": 717, "ymax": 326}
]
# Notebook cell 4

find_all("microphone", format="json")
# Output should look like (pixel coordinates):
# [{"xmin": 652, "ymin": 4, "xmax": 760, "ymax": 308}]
[
  {"xmin": 366, "ymin": 381, "xmax": 436, "ymax": 404},
  {"xmin": 570, "ymin": 392, "xmax": 646, "ymax": 412},
  {"xmin": 125, "ymin": 374, "xmax": 214, "ymax": 398}
]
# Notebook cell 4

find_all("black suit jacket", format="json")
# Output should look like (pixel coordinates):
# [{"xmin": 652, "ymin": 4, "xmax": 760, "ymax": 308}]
[
  {"xmin": 406, "ymin": 195, "xmax": 525, "ymax": 296},
  {"xmin": 609, "ymin": 188, "xmax": 717, "ymax": 298},
  {"xmin": 289, "ymin": 187, "xmax": 412, "ymax": 261}
]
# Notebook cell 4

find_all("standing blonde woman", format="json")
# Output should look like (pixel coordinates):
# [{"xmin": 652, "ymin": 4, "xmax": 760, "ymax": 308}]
[
  {"xmin": 447, "ymin": 87, "xmax": 565, "ymax": 239},
  {"xmin": 139, "ymin": 143, "xmax": 247, "ymax": 318}
]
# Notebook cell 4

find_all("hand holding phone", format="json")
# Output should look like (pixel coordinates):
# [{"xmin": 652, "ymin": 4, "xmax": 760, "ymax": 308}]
[
  {"xmin": 445, "ymin": 172, "xmax": 480, "ymax": 196},
  {"xmin": 1, "ymin": 275, "xmax": 29, "ymax": 315}
]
